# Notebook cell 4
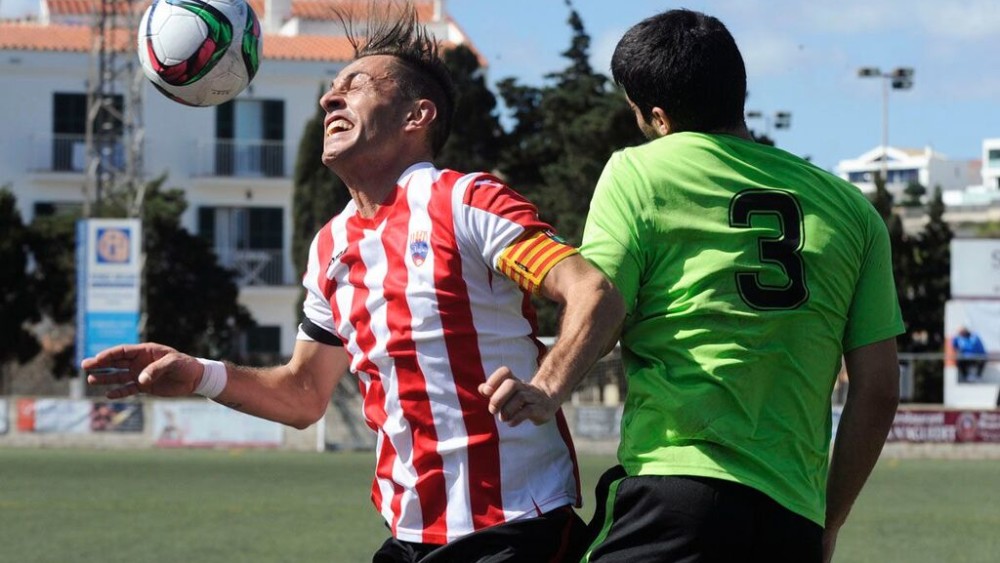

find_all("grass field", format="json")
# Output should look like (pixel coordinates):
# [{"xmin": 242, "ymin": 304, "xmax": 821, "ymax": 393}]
[{"xmin": 1, "ymin": 449, "xmax": 998, "ymax": 562}]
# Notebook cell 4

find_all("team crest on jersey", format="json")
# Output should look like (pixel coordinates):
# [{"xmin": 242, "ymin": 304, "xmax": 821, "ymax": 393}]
[{"xmin": 409, "ymin": 230, "xmax": 430, "ymax": 266}]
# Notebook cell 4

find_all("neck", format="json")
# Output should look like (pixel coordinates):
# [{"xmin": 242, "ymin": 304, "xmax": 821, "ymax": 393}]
[{"xmin": 339, "ymin": 158, "xmax": 428, "ymax": 218}]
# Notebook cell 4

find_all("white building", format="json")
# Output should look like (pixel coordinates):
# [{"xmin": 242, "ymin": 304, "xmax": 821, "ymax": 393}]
[
  {"xmin": 835, "ymin": 145, "xmax": 979, "ymax": 199},
  {"xmin": 0, "ymin": 0, "xmax": 474, "ymax": 360},
  {"xmin": 980, "ymin": 138, "xmax": 1000, "ymax": 192}
]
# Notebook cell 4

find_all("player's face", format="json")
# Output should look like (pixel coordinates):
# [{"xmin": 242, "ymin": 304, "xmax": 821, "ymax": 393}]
[{"xmin": 319, "ymin": 55, "xmax": 409, "ymax": 169}]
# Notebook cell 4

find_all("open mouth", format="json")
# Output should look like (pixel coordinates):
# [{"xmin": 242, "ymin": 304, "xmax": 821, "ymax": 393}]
[{"xmin": 326, "ymin": 119, "xmax": 354, "ymax": 136}]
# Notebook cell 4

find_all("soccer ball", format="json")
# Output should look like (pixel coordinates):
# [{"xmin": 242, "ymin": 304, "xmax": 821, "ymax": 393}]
[{"xmin": 137, "ymin": 0, "xmax": 262, "ymax": 107}]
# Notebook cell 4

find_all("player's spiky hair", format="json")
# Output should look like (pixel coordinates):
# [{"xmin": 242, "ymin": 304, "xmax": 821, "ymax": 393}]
[{"xmin": 334, "ymin": 0, "xmax": 456, "ymax": 156}]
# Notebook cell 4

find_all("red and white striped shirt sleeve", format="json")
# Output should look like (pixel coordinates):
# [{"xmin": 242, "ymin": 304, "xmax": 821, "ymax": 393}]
[{"xmin": 457, "ymin": 175, "xmax": 578, "ymax": 294}]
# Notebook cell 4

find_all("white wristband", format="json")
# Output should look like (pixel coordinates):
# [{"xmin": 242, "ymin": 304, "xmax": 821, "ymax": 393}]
[{"xmin": 194, "ymin": 358, "xmax": 228, "ymax": 399}]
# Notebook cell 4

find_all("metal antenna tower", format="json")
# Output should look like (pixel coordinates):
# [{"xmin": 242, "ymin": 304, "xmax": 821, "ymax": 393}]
[{"xmin": 83, "ymin": 0, "xmax": 146, "ymax": 218}]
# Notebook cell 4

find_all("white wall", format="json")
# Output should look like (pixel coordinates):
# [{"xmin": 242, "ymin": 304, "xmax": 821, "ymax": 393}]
[{"xmin": 1, "ymin": 45, "xmax": 348, "ymax": 362}]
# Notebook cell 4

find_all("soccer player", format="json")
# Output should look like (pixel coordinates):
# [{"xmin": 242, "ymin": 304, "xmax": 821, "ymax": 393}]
[
  {"xmin": 574, "ymin": 9, "xmax": 904, "ymax": 563},
  {"xmin": 83, "ymin": 3, "xmax": 624, "ymax": 562}
]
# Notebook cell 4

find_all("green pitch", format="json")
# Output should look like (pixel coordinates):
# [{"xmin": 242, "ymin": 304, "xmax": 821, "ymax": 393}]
[{"xmin": 0, "ymin": 448, "xmax": 997, "ymax": 562}]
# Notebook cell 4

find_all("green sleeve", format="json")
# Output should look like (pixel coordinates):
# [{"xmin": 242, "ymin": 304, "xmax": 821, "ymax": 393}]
[
  {"xmin": 580, "ymin": 152, "xmax": 643, "ymax": 316},
  {"xmin": 842, "ymin": 207, "xmax": 905, "ymax": 351}
]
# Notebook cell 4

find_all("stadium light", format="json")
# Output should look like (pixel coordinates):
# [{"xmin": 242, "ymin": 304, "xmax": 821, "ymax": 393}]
[
  {"xmin": 746, "ymin": 109, "xmax": 792, "ymax": 138},
  {"xmin": 858, "ymin": 66, "xmax": 915, "ymax": 183}
]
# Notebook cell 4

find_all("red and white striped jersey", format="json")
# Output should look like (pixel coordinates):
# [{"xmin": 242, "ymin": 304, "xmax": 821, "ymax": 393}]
[{"xmin": 299, "ymin": 162, "xmax": 581, "ymax": 544}]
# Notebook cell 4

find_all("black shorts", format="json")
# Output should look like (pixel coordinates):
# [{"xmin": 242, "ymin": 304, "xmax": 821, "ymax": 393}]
[
  {"xmin": 583, "ymin": 466, "xmax": 823, "ymax": 563},
  {"xmin": 372, "ymin": 505, "xmax": 589, "ymax": 563}
]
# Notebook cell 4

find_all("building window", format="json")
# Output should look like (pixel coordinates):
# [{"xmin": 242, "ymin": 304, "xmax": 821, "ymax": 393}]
[
  {"xmin": 848, "ymin": 171, "xmax": 872, "ymax": 183},
  {"xmin": 887, "ymin": 169, "xmax": 918, "ymax": 184},
  {"xmin": 214, "ymin": 99, "xmax": 284, "ymax": 177},
  {"xmin": 198, "ymin": 206, "xmax": 284, "ymax": 286},
  {"xmin": 34, "ymin": 201, "xmax": 84, "ymax": 219},
  {"xmin": 52, "ymin": 93, "xmax": 123, "ymax": 172},
  {"xmin": 988, "ymin": 149, "xmax": 1000, "ymax": 169}
]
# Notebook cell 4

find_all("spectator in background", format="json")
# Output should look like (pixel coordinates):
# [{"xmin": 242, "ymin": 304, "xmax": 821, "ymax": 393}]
[{"xmin": 953, "ymin": 326, "xmax": 987, "ymax": 382}]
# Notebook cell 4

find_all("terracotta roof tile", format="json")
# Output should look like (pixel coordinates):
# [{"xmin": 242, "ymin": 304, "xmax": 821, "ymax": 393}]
[
  {"xmin": 0, "ymin": 21, "xmax": 357, "ymax": 62},
  {"xmin": 289, "ymin": 0, "xmax": 435, "ymax": 22},
  {"xmin": 46, "ymin": 0, "xmax": 144, "ymax": 17},
  {"xmin": 45, "ymin": 0, "xmax": 437, "ymax": 22},
  {"xmin": 264, "ymin": 33, "xmax": 355, "ymax": 61},
  {"xmin": 0, "ymin": 21, "xmax": 134, "ymax": 52}
]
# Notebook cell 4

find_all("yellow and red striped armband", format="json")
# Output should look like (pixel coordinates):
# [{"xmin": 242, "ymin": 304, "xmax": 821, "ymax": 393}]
[{"xmin": 497, "ymin": 230, "xmax": 578, "ymax": 295}]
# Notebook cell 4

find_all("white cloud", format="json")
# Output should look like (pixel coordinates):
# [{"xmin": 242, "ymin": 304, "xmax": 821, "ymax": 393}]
[
  {"xmin": 749, "ymin": 0, "xmax": 999, "ymax": 41},
  {"xmin": 914, "ymin": 2, "xmax": 1000, "ymax": 41}
]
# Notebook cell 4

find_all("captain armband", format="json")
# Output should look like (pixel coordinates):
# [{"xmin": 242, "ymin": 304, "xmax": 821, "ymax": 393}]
[{"xmin": 497, "ymin": 230, "xmax": 578, "ymax": 295}]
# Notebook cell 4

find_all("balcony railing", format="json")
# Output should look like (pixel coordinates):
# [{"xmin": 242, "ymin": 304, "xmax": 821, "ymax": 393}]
[
  {"xmin": 29, "ymin": 134, "xmax": 124, "ymax": 173},
  {"xmin": 28, "ymin": 135, "xmax": 285, "ymax": 179},
  {"xmin": 197, "ymin": 139, "xmax": 285, "ymax": 178},
  {"xmin": 214, "ymin": 247, "xmax": 288, "ymax": 286}
]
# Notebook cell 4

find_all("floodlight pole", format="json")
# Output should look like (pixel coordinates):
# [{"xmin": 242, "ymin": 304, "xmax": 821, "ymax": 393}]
[{"xmin": 858, "ymin": 66, "xmax": 915, "ymax": 185}]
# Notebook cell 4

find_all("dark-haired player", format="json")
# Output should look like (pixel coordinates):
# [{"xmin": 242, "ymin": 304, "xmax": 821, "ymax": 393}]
[{"xmin": 578, "ymin": 8, "xmax": 903, "ymax": 563}]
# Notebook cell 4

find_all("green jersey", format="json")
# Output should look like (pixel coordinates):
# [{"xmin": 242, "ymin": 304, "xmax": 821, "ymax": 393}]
[{"xmin": 580, "ymin": 132, "xmax": 904, "ymax": 525}]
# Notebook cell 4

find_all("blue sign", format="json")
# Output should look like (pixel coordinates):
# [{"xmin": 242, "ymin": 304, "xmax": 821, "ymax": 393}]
[{"xmin": 76, "ymin": 219, "xmax": 143, "ymax": 367}]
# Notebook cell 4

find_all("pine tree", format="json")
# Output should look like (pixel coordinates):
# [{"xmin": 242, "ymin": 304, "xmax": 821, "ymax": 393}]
[
  {"xmin": 497, "ymin": 1, "xmax": 643, "ymax": 245},
  {"xmin": 905, "ymin": 185, "xmax": 952, "ymax": 402},
  {"xmin": 437, "ymin": 44, "xmax": 506, "ymax": 174},
  {"xmin": 495, "ymin": 1, "xmax": 644, "ymax": 332}
]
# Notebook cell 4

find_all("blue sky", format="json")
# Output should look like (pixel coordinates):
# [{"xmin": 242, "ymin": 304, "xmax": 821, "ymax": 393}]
[
  {"xmin": 4, "ymin": 0, "xmax": 997, "ymax": 173},
  {"xmin": 449, "ymin": 0, "xmax": 1000, "ymax": 173}
]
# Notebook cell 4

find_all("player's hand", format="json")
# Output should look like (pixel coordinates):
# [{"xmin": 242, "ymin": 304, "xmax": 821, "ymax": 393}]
[
  {"xmin": 478, "ymin": 367, "xmax": 560, "ymax": 426},
  {"xmin": 82, "ymin": 343, "xmax": 204, "ymax": 399}
]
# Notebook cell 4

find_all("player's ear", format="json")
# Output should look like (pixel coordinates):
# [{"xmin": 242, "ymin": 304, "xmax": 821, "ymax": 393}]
[
  {"xmin": 649, "ymin": 107, "xmax": 672, "ymax": 136},
  {"xmin": 403, "ymin": 99, "xmax": 437, "ymax": 132}
]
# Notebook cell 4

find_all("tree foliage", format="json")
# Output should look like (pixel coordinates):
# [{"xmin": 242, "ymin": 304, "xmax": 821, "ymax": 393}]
[
  {"xmin": 490, "ymin": 1, "xmax": 644, "ymax": 333},
  {"xmin": 437, "ymin": 44, "xmax": 506, "ymax": 174},
  {"xmin": 0, "ymin": 188, "xmax": 42, "ymax": 378},
  {"xmin": 869, "ymin": 176, "xmax": 952, "ymax": 403},
  {"xmin": 497, "ymin": 3, "xmax": 643, "ymax": 246},
  {"xmin": 9, "ymin": 178, "xmax": 254, "ymax": 378},
  {"xmin": 902, "ymin": 180, "xmax": 927, "ymax": 208},
  {"xmin": 902, "ymin": 185, "xmax": 952, "ymax": 403}
]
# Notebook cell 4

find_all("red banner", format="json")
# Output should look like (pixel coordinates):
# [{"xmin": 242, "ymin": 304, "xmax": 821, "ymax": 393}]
[{"xmin": 887, "ymin": 409, "xmax": 1000, "ymax": 443}]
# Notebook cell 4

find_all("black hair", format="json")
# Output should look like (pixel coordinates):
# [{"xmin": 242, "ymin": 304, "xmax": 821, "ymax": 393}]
[
  {"xmin": 336, "ymin": 0, "xmax": 456, "ymax": 155},
  {"xmin": 611, "ymin": 9, "xmax": 747, "ymax": 133}
]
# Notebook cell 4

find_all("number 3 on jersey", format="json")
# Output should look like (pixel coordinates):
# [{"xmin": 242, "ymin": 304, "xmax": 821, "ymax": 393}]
[{"xmin": 729, "ymin": 189, "xmax": 809, "ymax": 310}]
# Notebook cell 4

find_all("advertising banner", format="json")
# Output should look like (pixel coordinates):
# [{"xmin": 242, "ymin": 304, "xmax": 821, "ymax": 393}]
[
  {"xmin": 887, "ymin": 409, "xmax": 1000, "ymax": 444},
  {"xmin": 90, "ymin": 402, "xmax": 144, "ymax": 432},
  {"xmin": 76, "ymin": 219, "xmax": 143, "ymax": 366},
  {"xmin": 17, "ymin": 399, "xmax": 92, "ymax": 433},
  {"xmin": 152, "ymin": 401, "xmax": 283, "ymax": 447},
  {"xmin": 574, "ymin": 405, "xmax": 623, "ymax": 439}
]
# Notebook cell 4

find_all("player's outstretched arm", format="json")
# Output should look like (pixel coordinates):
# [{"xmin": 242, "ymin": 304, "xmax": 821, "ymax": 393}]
[
  {"xmin": 84, "ymin": 340, "xmax": 350, "ymax": 430},
  {"xmin": 823, "ymin": 337, "xmax": 900, "ymax": 562},
  {"xmin": 480, "ymin": 255, "xmax": 624, "ymax": 426},
  {"xmin": 83, "ymin": 343, "xmax": 201, "ymax": 399}
]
